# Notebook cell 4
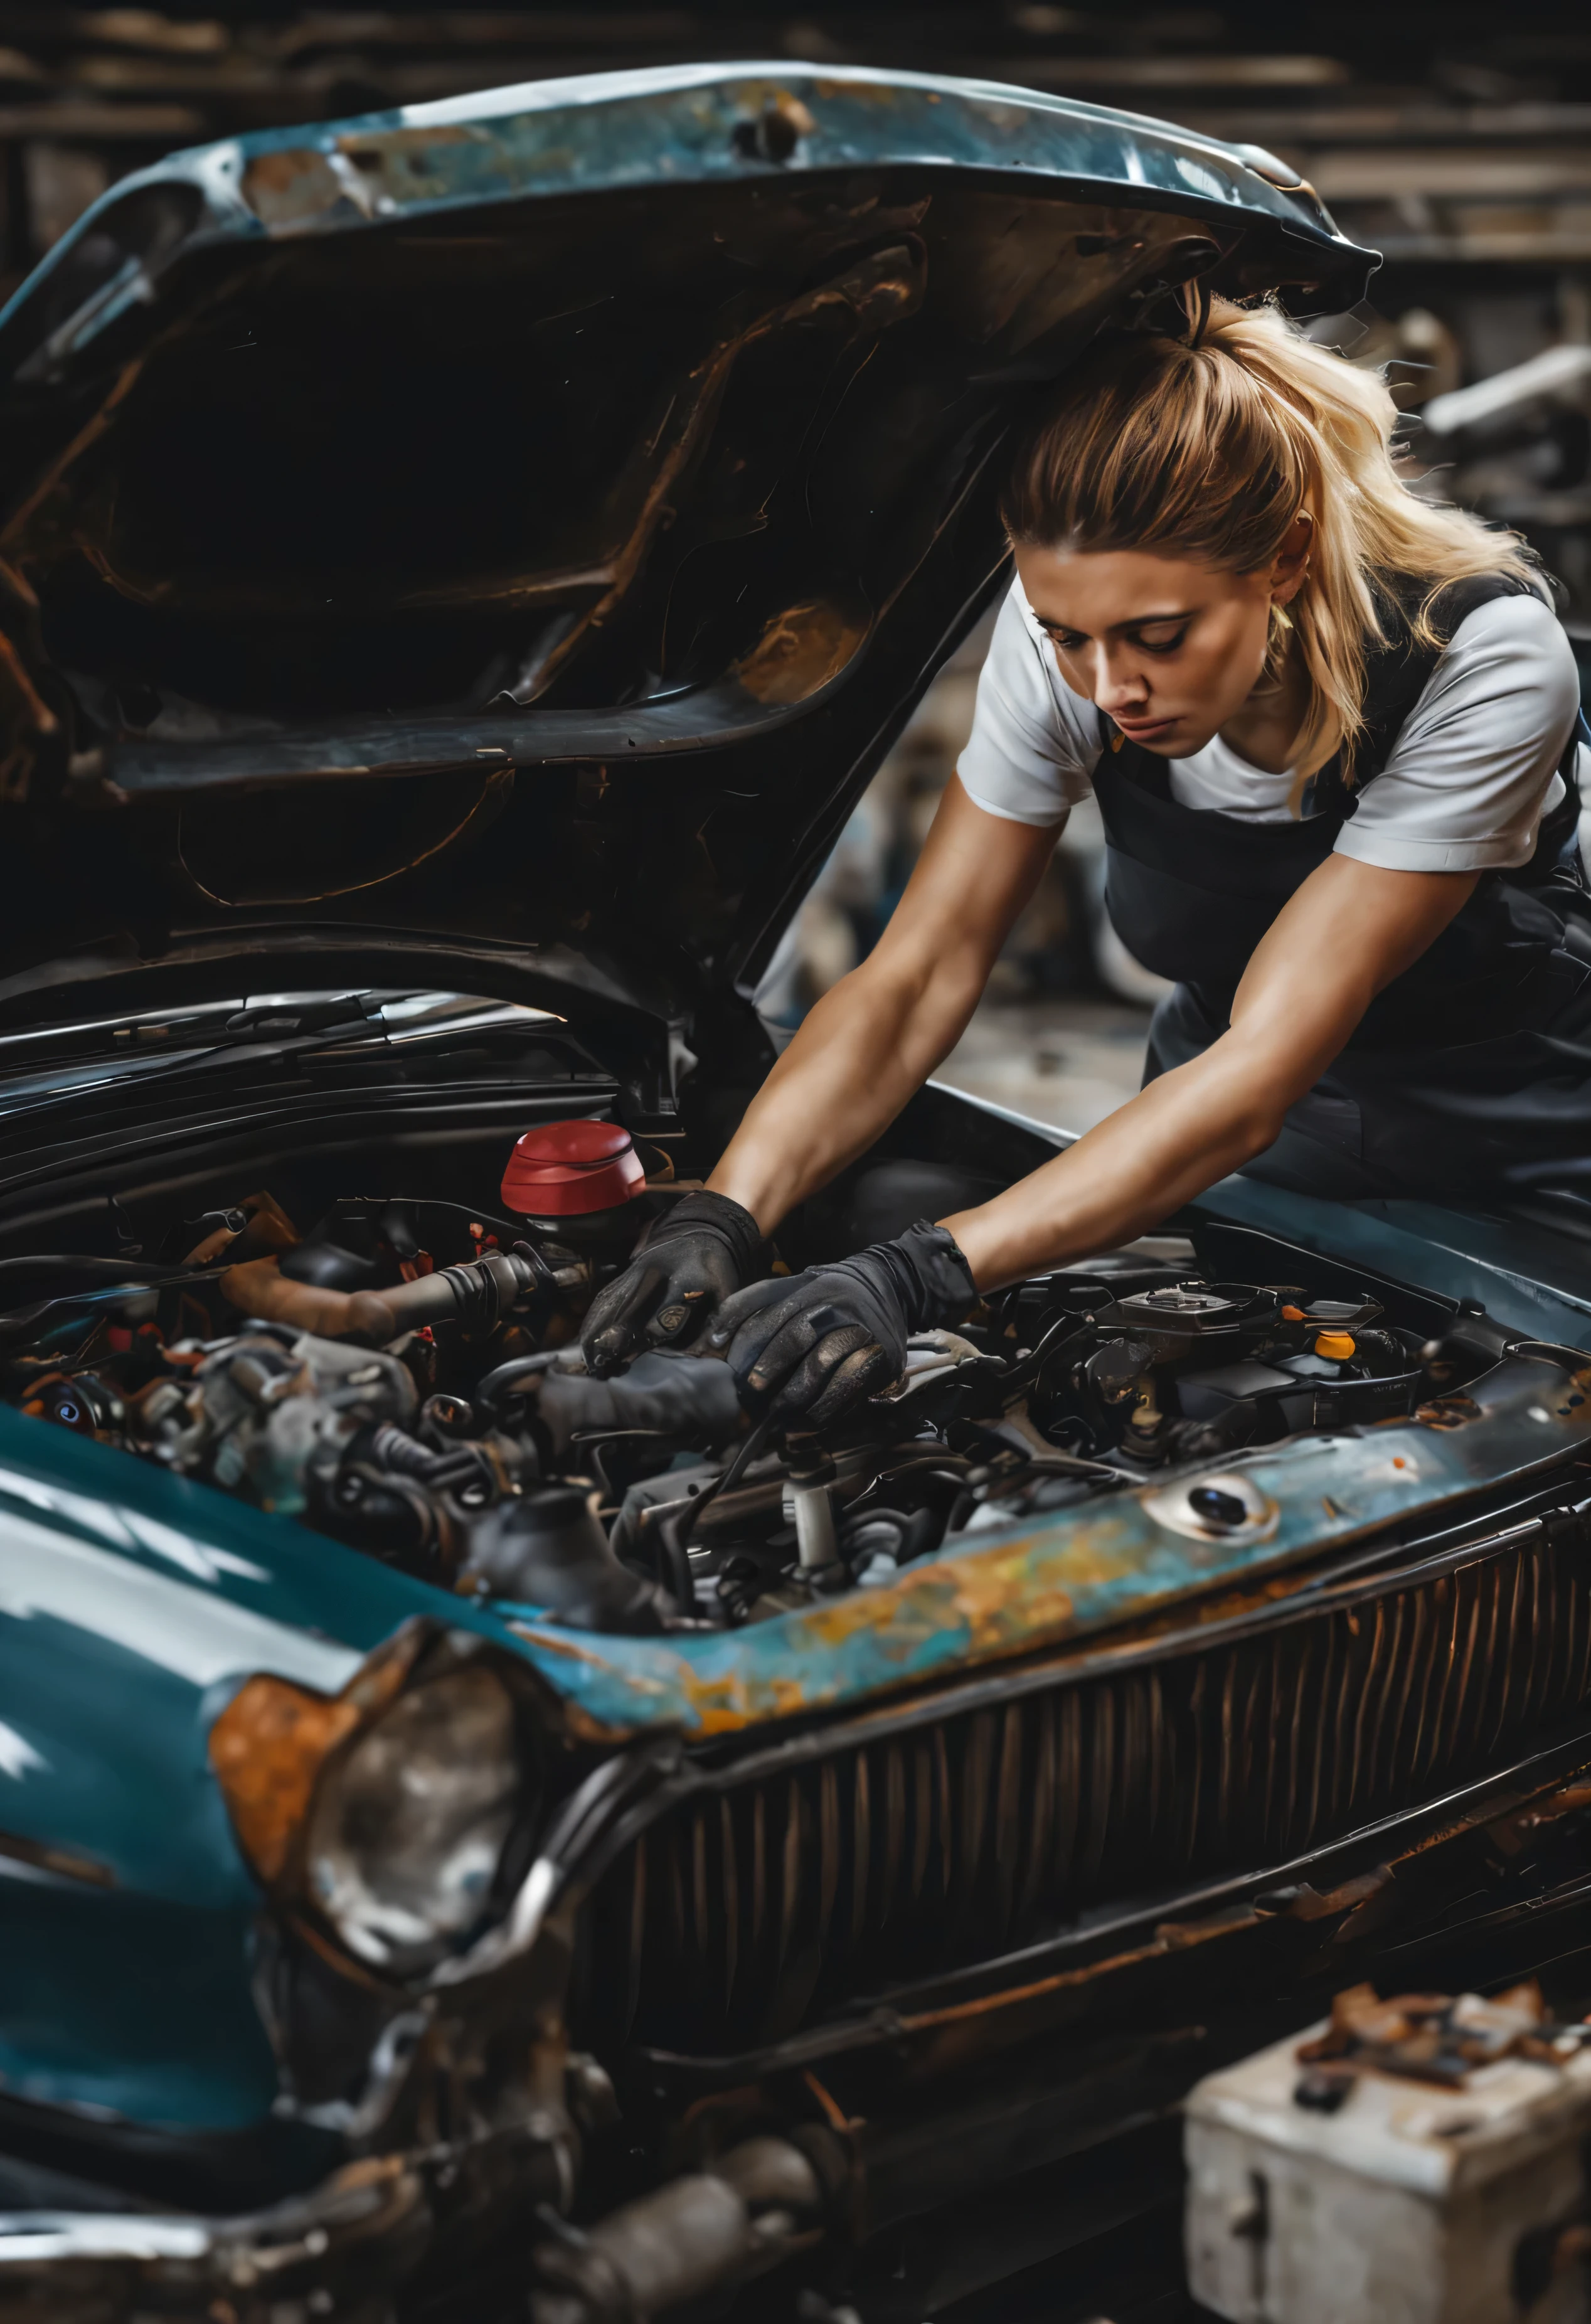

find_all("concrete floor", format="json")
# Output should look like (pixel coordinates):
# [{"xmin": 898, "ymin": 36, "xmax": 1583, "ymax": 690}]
[{"xmin": 937, "ymin": 996, "xmax": 1154, "ymax": 1139}]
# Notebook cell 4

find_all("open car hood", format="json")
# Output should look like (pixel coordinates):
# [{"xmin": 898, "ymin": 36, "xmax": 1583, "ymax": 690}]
[{"xmin": 0, "ymin": 60, "xmax": 1373, "ymax": 1052}]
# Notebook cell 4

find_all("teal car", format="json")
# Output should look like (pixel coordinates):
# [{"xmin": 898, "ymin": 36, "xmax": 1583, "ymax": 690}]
[{"xmin": 1, "ymin": 59, "xmax": 1590, "ymax": 2324}]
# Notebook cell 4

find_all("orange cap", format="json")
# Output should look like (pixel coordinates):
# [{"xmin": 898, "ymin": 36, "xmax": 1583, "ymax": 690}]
[{"xmin": 1314, "ymin": 1331, "xmax": 1356, "ymax": 1362}]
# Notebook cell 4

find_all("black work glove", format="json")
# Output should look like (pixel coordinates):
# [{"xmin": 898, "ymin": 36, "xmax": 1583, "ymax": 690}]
[
  {"xmin": 705, "ymin": 1219, "xmax": 977, "ymax": 1427},
  {"xmin": 535, "ymin": 1351, "xmax": 743, "ymax": 1459},
  {"xmin": 582, "ymin": 1191, "xmax": 766, "ymax": 1378}
]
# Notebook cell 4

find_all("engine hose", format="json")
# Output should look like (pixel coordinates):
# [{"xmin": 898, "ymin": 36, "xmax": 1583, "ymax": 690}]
[
  {"xmin": 475, "ymin": 1350, "xmax": 567, "ymax": 1414},
  {"xmin": 356, "ymin": 1250, "xmax": 539, "ymax": 1333},
  {"xmin": 364, "ymin": 1422, "xmax": 491, "ymax": 1496},
  {"xmin": 220, "ymin": 1250, "xmax": 541, "ymax": 1342},
  {"xmin": 215, "ymin": 1257, "xmax": 398, "ymax": 1341},
  {"xmin": 366, "ymin": 1423, "xmax": 442, "ymax": 1481}
]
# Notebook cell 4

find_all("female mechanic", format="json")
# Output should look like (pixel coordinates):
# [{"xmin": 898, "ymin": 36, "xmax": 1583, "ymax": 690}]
[{"xmin": 583, "ymin": 297, "xmax": 1590, "ymax": 1427}]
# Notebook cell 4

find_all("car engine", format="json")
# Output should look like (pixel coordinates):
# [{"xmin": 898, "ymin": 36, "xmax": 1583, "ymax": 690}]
[{"xmin": 0, "ymin": 1119, "xmax": 1494, "ymax": 1633}]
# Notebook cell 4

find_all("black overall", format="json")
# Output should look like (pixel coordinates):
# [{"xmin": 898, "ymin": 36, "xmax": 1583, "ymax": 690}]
[{"xmin": 1092, "ymin": 575, "xmax": 1591, "ymax": 1202}]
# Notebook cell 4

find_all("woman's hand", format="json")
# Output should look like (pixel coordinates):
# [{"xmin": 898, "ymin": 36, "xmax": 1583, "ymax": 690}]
[
  {"xmin": 581, "ymin": 1191, "xmax": 765, "ymax": 1375},
  {"xmin": 706, "ymin": 1220, "xmax": 977, "ymax": 1426},
  {"xmin": 942, "ymin": 852, "xmax": 1481, "ymax": 1291}
]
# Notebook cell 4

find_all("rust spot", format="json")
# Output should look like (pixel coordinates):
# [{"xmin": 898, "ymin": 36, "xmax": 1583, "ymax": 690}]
[
  {"xmin": 690, "ymin": 1689, "xmax": 806, "ymax": 1735},
  {"xmin": 1489, "ymin": 1779, "xmax": 1591, "ymax": 1854},
  {"xmin": 733, "ymin": 597, "xmax": 867, "ymax": 705},
  {"xmin": 1280, "ymin": 1866, "xmax": 1391, "ymax": 1921},
  {"xmin": 210, "ymin": 1623, "xmax": 429, "ymax": 1881},
  {"xmin": 897, "ymin": 1904, "xmax": 1272, "ymax": 2040},
  {"xmin": 336, "ymin": 122, "xmax": 476, "ymax": 183},
  {"xmin": 1415, "ymin": 1395, "xmax": 1482, "ymax": 1429},
  {"xmin": 899, "ymin": 1928, "xmax": 1183, "ymax": 2032},
  {"xmin": 728, "ymin": 84, "xmax": 819, "ymax": 159},
  {"xmin": 1526, "ymin": 1780, "xmax": 1591, "ymax": 1821},
  {"xmin": 1154, "ymin": 1901, "xmax": 1259, "ymax": 1949},
  {"xmin": 559, "ymin": 1700, "xmax": 639, "ymax": 1747},
  {"xmin": 242, "ymin": 147, "xmax": 351, "ymax": 231},
  {"xmin": 209, "ymin": 1674, "xmax": 359, "ymax": 1885}
]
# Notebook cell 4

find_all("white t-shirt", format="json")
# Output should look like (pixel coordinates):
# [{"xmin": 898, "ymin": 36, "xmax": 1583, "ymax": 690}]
[{"xmin": 958, "ymin": 578, "xmax": 1583, "ymax": 873}]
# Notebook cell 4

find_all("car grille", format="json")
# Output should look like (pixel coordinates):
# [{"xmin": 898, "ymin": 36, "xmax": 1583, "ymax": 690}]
[{"xmin": 578, "ymin": 1510, "xmax": 1591, "ymax": 2057}]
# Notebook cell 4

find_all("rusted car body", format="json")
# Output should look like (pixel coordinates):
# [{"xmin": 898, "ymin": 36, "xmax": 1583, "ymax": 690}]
[{"xmin": 1, "ymin": 58, "xmax": 1590, "ymax": 2324}]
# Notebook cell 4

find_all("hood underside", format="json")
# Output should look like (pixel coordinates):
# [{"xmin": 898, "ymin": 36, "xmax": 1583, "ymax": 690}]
[{"xmin": 0, "ymin": 61, "xmax": 1374, "ymax": 1040}]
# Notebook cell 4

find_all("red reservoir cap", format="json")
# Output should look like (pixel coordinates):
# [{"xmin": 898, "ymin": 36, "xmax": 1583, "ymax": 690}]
[{"xmin": 501, "ymin": 1119, "xmax": 647, "ymax": 1217}]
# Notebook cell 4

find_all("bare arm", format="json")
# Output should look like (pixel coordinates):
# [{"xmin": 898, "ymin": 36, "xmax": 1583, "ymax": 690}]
[
  {"xmin": 942, "ymin": 852, "xmax": 1480, "ymax": 1289},
  {"xmin": 709, "ymin": 776, "xmax": 1060, "ymax": 1230}
]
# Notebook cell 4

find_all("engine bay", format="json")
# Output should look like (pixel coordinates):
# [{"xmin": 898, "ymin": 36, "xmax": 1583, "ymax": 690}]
[{"xmin": 0, "ymin": 1118, "xmax": 1506, "ymax": 1633}]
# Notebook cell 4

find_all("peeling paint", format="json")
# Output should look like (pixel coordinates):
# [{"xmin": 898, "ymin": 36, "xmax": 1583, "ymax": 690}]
[{"xmin": 499, "ymin": 1355, "xmax": 1591, "ymax": 1740}]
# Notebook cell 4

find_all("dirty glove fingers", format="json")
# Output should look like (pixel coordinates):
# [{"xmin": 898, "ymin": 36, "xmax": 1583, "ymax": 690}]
[
  {"xmin": 711, "ymin": 1223, "xmax": 972, "ymax": 1415},
  {"xmin": 713, "ymin": 1280, "xmax": 822, "ymax": 1388},
  {"xmin": 730, "ymin": 1296, "xmax": 852, "ymax": 1402},
  {"xmin": 643, "ymin": 1284, "xmax": 714, "ymax": 1350},
  {"xmin": 767, "ymin": 1326, "xmax": 885, "ymax": 1423},
  {"xmin": 579, "ymin": 1191, "xmax": 767, "ymax": 1377},
  {"xmin": 802, "ymin": 1339, "xmax": 898, "ymax": 1428},
  {"xmin": 704, "ymin": 1274, "xmax": 795, "ymax": 1353},
  {"xmin": 582, "ymin": 1261, "xmax": 671, "ymax": 1378}
]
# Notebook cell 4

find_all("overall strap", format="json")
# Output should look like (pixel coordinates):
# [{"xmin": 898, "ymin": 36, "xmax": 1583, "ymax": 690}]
[
  {"xmin": 1087, "ymin": 567, "xmax": 1583, "ymax": 1044},
  {"xmin": 1312, "ymin": 571, "xmax": 1543, "ymax": 818}
]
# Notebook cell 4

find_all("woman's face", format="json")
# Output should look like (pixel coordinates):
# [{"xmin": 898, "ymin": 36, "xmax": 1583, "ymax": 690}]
[{"xmin": 1012, "ymin": 530, "xmax": 1307, "ymax": 756}]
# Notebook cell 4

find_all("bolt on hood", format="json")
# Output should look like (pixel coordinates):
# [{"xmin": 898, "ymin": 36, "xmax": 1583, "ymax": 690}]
[{"xmin": 0, "ymin": 61, "xmax": 1373, "ymax": 1052}]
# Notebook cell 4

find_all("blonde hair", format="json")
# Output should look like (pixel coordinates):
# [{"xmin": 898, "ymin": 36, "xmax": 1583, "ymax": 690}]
[{"xmin": 1001, "ymin": 296, "xmax": 1537, "ymax": 780}]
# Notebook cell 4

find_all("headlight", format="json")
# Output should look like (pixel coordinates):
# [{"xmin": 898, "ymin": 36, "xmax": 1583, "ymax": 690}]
[
  {"xmin": 304, "ymin": 1662, "xmax": 528, "ymax": 1978},
  {"xmin": 210, "ymin": 1634, "xmax": 542, "ymax": 1984}
]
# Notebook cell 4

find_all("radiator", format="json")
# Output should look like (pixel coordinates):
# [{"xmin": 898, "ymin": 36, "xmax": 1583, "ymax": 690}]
[{"xmin": 578, "ymin": 1510, "xmax": 1591, "ymax": 2057}]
